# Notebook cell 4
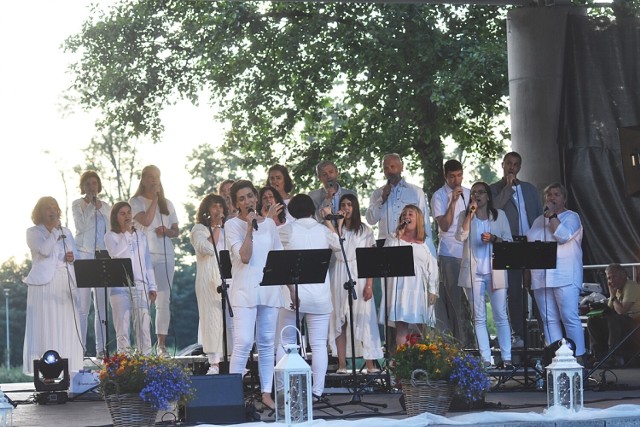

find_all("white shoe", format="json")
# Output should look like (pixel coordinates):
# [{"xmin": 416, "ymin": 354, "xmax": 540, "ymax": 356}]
[
  {"xmin": 206, "ymin": 365, "xmax": 220, "ymax": 375},
  {"xmin": 158, "ymin": 346, "xmax": 170, "ymax": 358},
  {"xmin": 335, "ymin": 367, "xmax": 348, "ymax": 374}
]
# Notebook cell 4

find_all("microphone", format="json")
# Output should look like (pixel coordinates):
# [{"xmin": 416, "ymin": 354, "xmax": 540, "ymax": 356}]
[
  {"xmin": 325, "ymin": 214, "xmax": 344, "ymax": 221},
  {"xmin": 543, "ymin": 206, "xmax": 549, "ymax": 213},
  {"xmin": 202, "ymin": 212, "xmax": 211, "ymax": 226},
  {"xmin": 92, "ymin": 195, "xmax": 97, "ymax": 204},
  {"xmin": 399, "ymin": 219, "xmax": 410, "ymax": 229},
  {"xmin": 57, "ymin": 223, "xmax": 66, "ymax": 239},
  {"xmin": 468, "ymin": 205, "xmax": 477, "ymax": 215},
  {"xmin": 248, "ymin": 208, "xmax": 258, "ymax": 231}
]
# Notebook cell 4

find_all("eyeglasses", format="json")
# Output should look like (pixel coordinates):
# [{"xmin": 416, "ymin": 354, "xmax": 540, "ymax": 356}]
[{"xmin": 471, "ymin": 190, "xmax": 488, "ymax": 196}]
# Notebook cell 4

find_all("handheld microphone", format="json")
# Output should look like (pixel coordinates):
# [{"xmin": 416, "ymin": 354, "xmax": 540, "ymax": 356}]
[
  {"xmin": 325, "ymin": 214, "xmax": 345, "ymax": 221},
  {"xmin": 543, "ymin": 206, "xmax": 550, "ymax": 213},
  {"xmin": 399, "ymin": 219, "xmax": 410, "ymax": 229},
  {"xmin": 469, "ymin": 205, "xmax": 477, "ymax": 215},
  {"xmin": 202, "ymin": 212, "xmax": 211, "ymax": 226},
  {"xmin": 248, "ymin": 208, "xmax": 258, "ymax": 231},
  {"xmin": 92, "ymin": 195, "xmax": 97, "ymax": 204}
]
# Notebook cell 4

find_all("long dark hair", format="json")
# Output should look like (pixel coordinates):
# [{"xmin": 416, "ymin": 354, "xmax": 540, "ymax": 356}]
[
  {"xmin": 472, "ymin": 182, "xmax": 498, "ymax": 221},
  {"xmin": 196, "ymin": 194, "xmax": 229, "ymax": 225},
  {"xmin": 266, "ymin": 164, "xmax": 294, "ymax": 194},
  {"xmin": 340, "ymin": 194, "xmax": 364, "ymax": 234},
  {"xmin": 110, "ymin": 201, "xmax": 132, "ymax": 233},
  {"xmin": 257, "ymin": 186, "xmax": 287, "ymax": 224}
]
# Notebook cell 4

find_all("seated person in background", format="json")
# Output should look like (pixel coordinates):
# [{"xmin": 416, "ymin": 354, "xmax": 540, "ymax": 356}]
[{"xmin": 587, "ymin": 263, "xmax": 640, "ymax": 367}]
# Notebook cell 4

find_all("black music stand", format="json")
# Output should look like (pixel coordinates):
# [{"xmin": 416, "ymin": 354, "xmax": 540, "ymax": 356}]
[
  {"xmin": 356, "ymin": 245, "xmax": 415, "ymax": 372},
  {"xmin": 74, "ymin": 258, "xmax": 133, "ymax": 359},
  {"xmin": 260, "ymin": 249, "xmax": 332, "ymax": 339},
  {"xmin": 493, "ymin": 241, "xmax": 557, "ymax": 386}
]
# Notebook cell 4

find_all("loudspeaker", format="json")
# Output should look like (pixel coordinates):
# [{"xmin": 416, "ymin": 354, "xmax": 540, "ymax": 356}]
[{"xmin": 182, "ymin": 374, "xmax": 245, "ymax": 424}]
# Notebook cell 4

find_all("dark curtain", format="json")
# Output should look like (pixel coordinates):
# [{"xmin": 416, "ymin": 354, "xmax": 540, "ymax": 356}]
[{"xmin": 558, "ymin": 15, "xmax": 640, "ymax": 266}]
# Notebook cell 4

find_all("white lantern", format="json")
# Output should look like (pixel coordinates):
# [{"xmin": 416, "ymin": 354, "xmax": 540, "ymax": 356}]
[
  {"xmin": 546, "ymin": 339, "xmax": 583, "ymax": 412},
  {"xmin": 274, "ymin": 326, "xmax": 313, "ymax": 425},
  {"xmin": 0, "ymin": 388, "xmax": 13, "ymax": 427}
]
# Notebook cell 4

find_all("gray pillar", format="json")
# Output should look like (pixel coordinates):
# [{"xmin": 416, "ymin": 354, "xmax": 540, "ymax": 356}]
[{"xmin": 507, "ymin": 6, "xmax": 586, "ymax": 192}]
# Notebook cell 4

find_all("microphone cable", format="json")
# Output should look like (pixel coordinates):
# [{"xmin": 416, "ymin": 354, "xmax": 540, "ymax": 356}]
[
  {"xmin": 60, "ymin": 226, "xmax": 89, "ymax": 360},
  {"xmin": 93, "ymin": 198, "xmax": 107, "ymax": 357},
  {"xmin": 134, "ymin": 227, "xmax": 155, "ymax": 351},
  {"xmin": 159, "ymin": 209, "xmax": 177, "ymax": 356}
]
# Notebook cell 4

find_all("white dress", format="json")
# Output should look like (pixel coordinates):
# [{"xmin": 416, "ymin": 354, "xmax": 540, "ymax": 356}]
[
  {"xmin": 328, "ymin": 224, "xmax": 383, "ymax": 360},
  {"xmin": 225, "ymin": 217, "xmax": 283, "ymax": 308},
  {"xmin": 190, "ymin": 223, "xmax": 224, "ymax": 356},
  {"xmin": 379, "ymin": 236, "xmax": 438, "ymax": 327},
  {"xmin": 23, "ymin": 225, "xmax": 84, "ymax": 375}
]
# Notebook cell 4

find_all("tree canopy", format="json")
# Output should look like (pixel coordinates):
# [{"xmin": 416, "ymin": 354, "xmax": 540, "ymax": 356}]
[{"xmin": 65, "ymin": 0, "xmax": 510, "ymax": 195}]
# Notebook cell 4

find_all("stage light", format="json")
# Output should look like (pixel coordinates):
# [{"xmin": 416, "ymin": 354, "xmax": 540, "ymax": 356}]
[{"xmin": 33, "ymin": 350, "xmax": 70, "ymax": 404}]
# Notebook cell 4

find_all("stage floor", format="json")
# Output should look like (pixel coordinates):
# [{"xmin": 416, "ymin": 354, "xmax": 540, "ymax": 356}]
[{"xmin": 3, "ymin": 364, "xmax": 640, "ymax": 426}]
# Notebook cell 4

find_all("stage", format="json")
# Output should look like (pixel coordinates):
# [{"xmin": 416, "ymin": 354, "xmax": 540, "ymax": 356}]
[{"xmin": 3, "ymin": 362, "xmax": 640, "ymax": 426}]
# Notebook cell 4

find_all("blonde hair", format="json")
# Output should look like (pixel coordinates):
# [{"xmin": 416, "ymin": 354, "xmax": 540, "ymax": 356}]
[{"xmin": 395, "ymin": 204, "xmax": 425, "ymax": 242}]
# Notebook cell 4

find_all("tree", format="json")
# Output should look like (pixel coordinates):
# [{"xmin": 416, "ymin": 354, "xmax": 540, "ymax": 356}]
[
  {"xmin": 0, "ymin": 258, "xmax": 30, "ymax": 368},
  {"xmin": 65, "ymin": 1, "xmax": 510, "ymax": 196},
  {"xmin": 73, "ymin": 126, "xmax": 141, "ymax": 204}
]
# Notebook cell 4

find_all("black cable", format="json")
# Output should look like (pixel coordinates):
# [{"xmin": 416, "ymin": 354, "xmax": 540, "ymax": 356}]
[
  {"xmin": 60, "ymin": 227, "xmax": 89, "ymax": 358},
  {"xmin": 92, "ymin": 201, "xmax": 107, "ymax": 356},
  {"xmin": 158, "ymin": 213, "xmax": 177, "ymax": 356}
]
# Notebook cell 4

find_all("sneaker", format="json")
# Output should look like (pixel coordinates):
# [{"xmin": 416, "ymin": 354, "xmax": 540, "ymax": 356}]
[
  {"xmin": 483, "ymin": 361, "xmax": 494, "ymax": 369},
  {"xmin": 502, "ymin": 361, "xmax": 514, "ymax": 371},
  {"xmin": 512, "ymin": 336, "xmax": 524, "ymax": 348},
  {"xmin": 207, "ymin": 365, "xmax": 219, "ymax": 375}
]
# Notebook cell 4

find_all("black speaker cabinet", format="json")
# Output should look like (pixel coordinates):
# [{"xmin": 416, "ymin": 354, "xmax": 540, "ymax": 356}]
[{"xmin": 182, "ymin": 374, "xmax": 245, "ymax": 425}]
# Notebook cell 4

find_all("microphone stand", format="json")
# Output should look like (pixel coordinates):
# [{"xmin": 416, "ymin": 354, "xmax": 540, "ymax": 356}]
[
  {"xmin": 204, "ymin": 215, "xmax": 233, "ymax": 372},
  {"xmin": 93, "ymin": 197, "xmax": 109, "ymax": 358},
  {"xmin": 329, "ymin": 218, "xmax": 386, "ymax": 413}
]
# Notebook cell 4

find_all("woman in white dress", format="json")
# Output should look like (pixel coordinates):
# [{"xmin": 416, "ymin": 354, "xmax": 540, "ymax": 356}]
[
  {"xmin": 105, "ymin": 202, "xmax": 157, "ymax": 355},
  {"xmin": 129, "ymin": 165, "xmax": 179, "ymax": 357},
  {"xmin": 456, "ymin": 181, "xmax": 513, "ymax": 369},
  {"xmin": 380, "ymin": 204, "xmax": 439, "ymax": 347},
  {"xmin": 225, "ymin": 180, "xmax": 284, "ymax": 410},
  {"xmin": 258, "ymin": 186, "xmax": 290, "ymax": 227},
  {"xmin": 71, "ymin": 170, "xmax": 111, "ymax": 357},
  {"xmin": 190, "ymin": 193, "xmax": 229, "ymax": 375},
  {"xmin": 277, "ymin": 194, "xmax": 336, "ymax": 399},
  {"xmin": 323, "ymin": 194, "xmax": 383, "ymax": 374},
  {"xmin": 23, "ymin": 197, "xmax": 84, "ymax": 375}
]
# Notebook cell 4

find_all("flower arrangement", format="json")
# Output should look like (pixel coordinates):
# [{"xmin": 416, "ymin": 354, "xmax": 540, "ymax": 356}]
[
  {"xmin": 99, "ymin": 352, "xmax": 193, "ymax": 410},
  {"xmin": 391, "ymin": 330, "xmax": 490, "ymax": 403}
]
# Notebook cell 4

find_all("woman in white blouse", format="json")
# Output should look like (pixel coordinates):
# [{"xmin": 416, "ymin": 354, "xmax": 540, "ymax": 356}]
[
  {"xmin": 23, "ymin": 197, "xmax": 83, "ymax": 374},
  {"xmin": 225, "ymin": 180, "xmax": 283, "ymax": 410},
  {"xmin": 105, "ymin": 202, "xmax": 157, "ymax": 355},
  {"xmin": 456, "ymin": 182, "xmax": 513, "ymax": 369},
  {"xmin": 129, "ymin": 165, "xmax": 179, "ymax": 357},
  {"xmin": 71, "ymin": 170, "xmax": 111, "ymax": 357}
]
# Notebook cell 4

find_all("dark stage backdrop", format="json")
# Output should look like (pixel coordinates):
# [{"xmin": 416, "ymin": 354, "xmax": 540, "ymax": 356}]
[{"xmin": 558, "ymin": 15, "xmax": 640, "ymax": 267}]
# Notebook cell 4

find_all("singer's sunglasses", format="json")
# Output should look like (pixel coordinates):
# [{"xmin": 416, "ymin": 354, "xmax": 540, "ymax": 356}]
[{"xmin": 470, "ymin": 190, "xmax": 488, "ymax": 196}]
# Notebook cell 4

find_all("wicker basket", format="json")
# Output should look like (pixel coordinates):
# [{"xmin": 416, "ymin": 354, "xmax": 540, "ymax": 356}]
[
  {"xmin": 104, "ymin": 393, "xmax": 158, "ymax": 427},
  {"xmin": 400, "ymin": 369, "xmax": 454, "ymax": 416}
]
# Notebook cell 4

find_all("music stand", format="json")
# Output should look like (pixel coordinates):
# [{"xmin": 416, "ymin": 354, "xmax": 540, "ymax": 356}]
[
  {"xmin": 493, "ymin": 241, "xmax": 557, "ymax": 386},
  {"xmin": 261, "ymin": 249, "xmax": 332, "ymax": 336},
  {"xmin": 356, "ymin": 246, "xmax": 415, "ymax": 376}
]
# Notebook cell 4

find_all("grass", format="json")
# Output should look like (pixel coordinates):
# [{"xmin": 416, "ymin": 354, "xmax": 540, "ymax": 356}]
[{"xmin": 0, "ymin": 366, "xmax": 31, "ymax": 383}]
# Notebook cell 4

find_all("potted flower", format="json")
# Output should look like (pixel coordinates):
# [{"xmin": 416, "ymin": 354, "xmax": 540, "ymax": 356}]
[
  {"xmin": 99, "ymin": 352, "xmax": 193, "ymax": 427},
  {"xmin": 390, "ymin": 330, "xmax": 490, "ymax": 416}
]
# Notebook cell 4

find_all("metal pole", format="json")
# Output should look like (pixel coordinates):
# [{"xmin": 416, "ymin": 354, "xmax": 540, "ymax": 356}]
[{"xmin": 4, "ymin": 289, "xmax": 9, "ymax": 370}]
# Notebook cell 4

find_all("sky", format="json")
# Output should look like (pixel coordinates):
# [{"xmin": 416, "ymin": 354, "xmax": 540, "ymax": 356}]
[{"xmin": 0, "ymin": 1, "xmax": 224, "ymax": 264}]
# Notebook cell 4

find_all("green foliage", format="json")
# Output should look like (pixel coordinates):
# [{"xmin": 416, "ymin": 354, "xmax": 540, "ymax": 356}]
[
  {"xmin": 0, "ymin": 259, "xmax": 30, "ymax": 370},
  {"xmin": 65, "ymin": 1, "xmax": 511, "ymax": 196},
  {"xmin": 0, "ymin": 367, "xmax": 31, "ymax": 384}
]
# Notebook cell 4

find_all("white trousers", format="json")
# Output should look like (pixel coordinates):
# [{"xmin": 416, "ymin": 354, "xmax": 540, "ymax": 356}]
[
  {"xmin": 229, "ymin": 305, "xmax": 278, "ymax": 393},
  {"xmin": 151, "ymin": 254, "xmax": 175, "ymax": 335},
  {"xmin": 77, "ymin": 287, "xmax": 108, "ymax": 354},
  {"xmin": 276, "ymin": 309, "xmax": 330, "ymax": 397},
  {"xmin": 533, "ymin": 284, "xmax": 586, "ymax": 356},
  {"xmin": 464, "ymin": 274, "xmax": 512, "ymax": 363},
  {"xmin": 110, "ymin": 290, "xmax": 152, "ymax": 355}
]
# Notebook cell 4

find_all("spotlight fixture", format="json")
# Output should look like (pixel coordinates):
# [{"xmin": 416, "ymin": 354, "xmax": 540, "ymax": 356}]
[{"xmin": 33, "ymin": 350, "xmax": 70, "ymax": 404}]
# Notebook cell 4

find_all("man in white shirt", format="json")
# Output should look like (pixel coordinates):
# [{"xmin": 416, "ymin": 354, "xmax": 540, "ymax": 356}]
[
  {"xmin": 366, "ymin": 153, "xmax": 436, "ymax": 255},
  {"xmin": 308, "ymin": 160, "xmax": 356, "ymax": 222},
  {"xmin": 431, "ymin": 159, "xmax": 474, "ymax": 347},
  {"xmin": 490, "ymin": 152, "xmax": 543, "ymax": 348}
]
